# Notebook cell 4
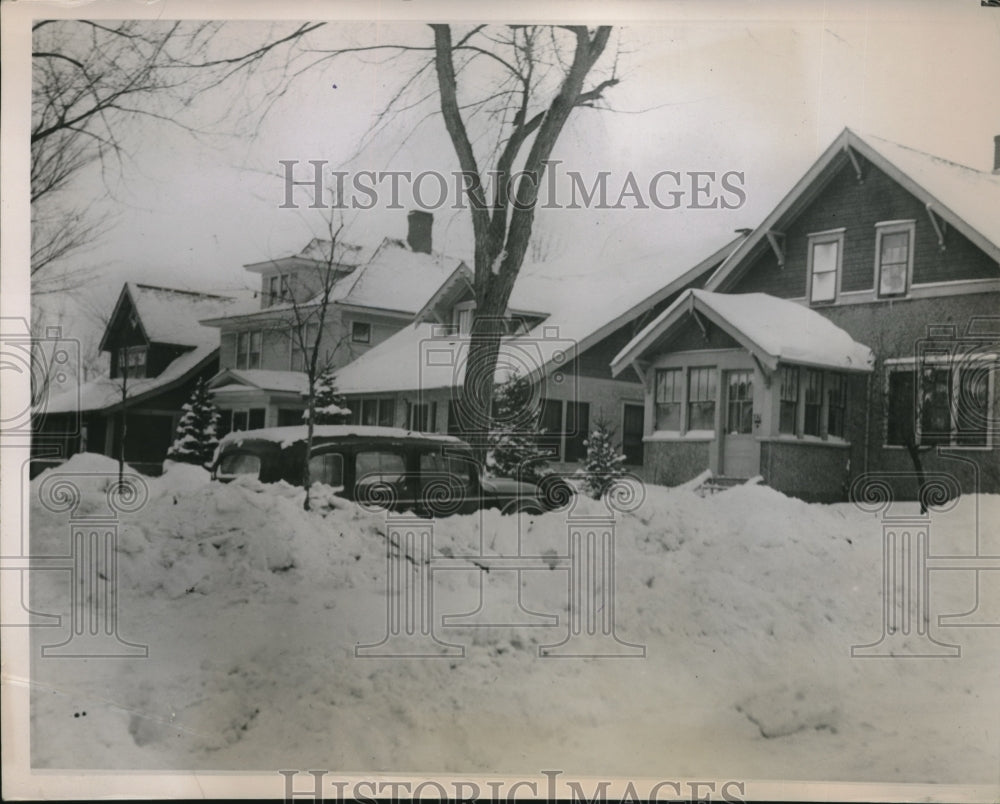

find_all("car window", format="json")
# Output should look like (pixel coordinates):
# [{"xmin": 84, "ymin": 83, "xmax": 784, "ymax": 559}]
[
  {"xmin": 309, "ymin": 452, "xmax": 344, "ymax": 489},
  {"xmin": 218, "ymin": 452, "xmax": 261, "ymax": 478},
  {"xmin": 419, "ymin": 451, "xmax": 475, "ymax": 491},
  {"xmin": 355, "ymin": 450, "xmax": 405, "ymax": 483}
]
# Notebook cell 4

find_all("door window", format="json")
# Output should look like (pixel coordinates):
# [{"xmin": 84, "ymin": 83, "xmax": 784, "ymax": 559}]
[{"xmin": 726, "ymin": 371, "xmax": 754, "ymax": 435}]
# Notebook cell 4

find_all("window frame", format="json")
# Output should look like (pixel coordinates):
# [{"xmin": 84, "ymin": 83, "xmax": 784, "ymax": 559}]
[
  {"xmin": 874, "ymin": 220, "xmax": 915, "ymax": 300},
  {"xmin": 452, "ymin": 300, "xmax": 476, "ymax": 335},
  {"xmin": 686, "ymin": 366, "xmax": 718, "ymax": 433},
  {"xmin": 290, "ymin": 322, "xmax": 320, "ymax": 372},
  {"xmin": 236, "ymin": 329, "xmax": 263, "ymax": 370},
  {"xmin": 351, "ymin": 321, "xmax": 372, "ymax": 344},
  {"xmin": 117, "ymin": 345, "xmax": 147, "ymax": 379},
  {"xmin": 884, "ymin": 358, "xmax": 994, "ymax": 449},
  {"xmin": 653, "ymin": 368, "xmax": 683, "ymax": 433},
  {"xmin": 806, "ymin": 228, "xmax": 846, "ymax": 305}
]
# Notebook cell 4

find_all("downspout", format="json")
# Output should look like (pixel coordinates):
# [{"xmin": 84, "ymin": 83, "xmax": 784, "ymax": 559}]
[{"xmin": 863, "ymin": 371, "xmax": 871, "ymax": 475}]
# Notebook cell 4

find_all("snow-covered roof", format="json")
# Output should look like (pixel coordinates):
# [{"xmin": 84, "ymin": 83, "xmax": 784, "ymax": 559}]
[
  {"xmin": 124, "ymin": 284, "xmax": 238, "ymax": 348},
  {"xmin": 334, "ymin": 323, "xmax": 577, "ymax": 394},
  {"xmin": 219, "ymin": 425, "xmax": 464, "ymax": 449},
  {"xmin": 42, "ymin": 344, "xmax": 217, "ymax": 415},
  {"xmin": 611, "ymin": 289, "xmax": 875, "ymax": 375},
  {"xmin": 332, "ymin": 239, "xmax": 465, "ymax": 314},
  {"xmin": 243, "ymin": 237, "xmax": 378, "ymax": 274},
  {"xmin": 334, "ymin": 235, "xmax": 742, "ymax": 394},
  {"xmin": 707, "ymin": 128, "xmax": 1000, "ymax": 291},
  {"xmin": 863, "ymin": 134, "xmax": 1000, "ymax": 256},
  {"xmin": 204, "ymin": 239, "xmax": 467, "ymax": 327},
  {"xmin": 207, "ymin": 369, "xmax": 311, "ymax": 395}
]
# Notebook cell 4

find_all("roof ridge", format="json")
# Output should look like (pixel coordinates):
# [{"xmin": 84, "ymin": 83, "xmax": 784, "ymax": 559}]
[
  {"xmin": 866, "ymin": 133, "xmax": 995, "ymax": 177},
  {"xmin": 133, "ymin": 283, "xmax": 234, "ymax": 301}
]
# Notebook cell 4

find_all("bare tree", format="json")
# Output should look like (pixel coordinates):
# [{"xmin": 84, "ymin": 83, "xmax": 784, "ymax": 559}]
[
  {"xmin": 286, "ymin": 25, "xmax": 621, "ymax": 455},
  {"xmin": 282, "ymin": 219, "xmax": 350, "ymax": 511},
  {"xmin": 30, "ymin": 19, "xmax": 323, "ymax": 291},
  {"xmin": 430, "ymin": 26, "xmax": 619, "ymax": 449}
]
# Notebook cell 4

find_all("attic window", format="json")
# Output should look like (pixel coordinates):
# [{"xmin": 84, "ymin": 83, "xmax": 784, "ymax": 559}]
[
  {"xmin": 267, "ymin": 273, "xmax": 291, "ymax": 306},
  {"xmin": 351, "ymin": 321, "xmax": 371, "ymax": 344},
  {"xmin": 118, "ymin": 346, "xmax": 146, "ymax": 379},
  {"xmin": 875, "ymin": 221, "xmax": 915, "ymax": 299},
  {"xmin": 453, "ymin": 301, "xmax": 476, "ymax": 335},
  {"xmin": 807, "ymin": 229, "xmax": 845, "ymax": 304}
]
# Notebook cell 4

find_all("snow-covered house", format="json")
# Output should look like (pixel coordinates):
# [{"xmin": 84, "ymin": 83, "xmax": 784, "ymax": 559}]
[
  {"xmin": 34, "ymin": 283, "xmax": 239, "ymax": 475},
  {"xmin": 331, "ymin": 236, "xmax": 743, "ymax": 474},
  {"xmin": 199, "ymin": 211, "xmax": 466, "ymax": 432},
  {"xmin": 612, "ymin": 129, "xmax": 1000, "ymax": 500}
]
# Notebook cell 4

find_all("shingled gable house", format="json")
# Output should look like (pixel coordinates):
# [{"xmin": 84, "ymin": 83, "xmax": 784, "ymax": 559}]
[
  {"xmin": 330, "ymin": 235, "xmax": 744, "ymax": 475},
  {"xmin": 612, "ymin": 128, "xmax": 1000, "ymax": 501},
  {"xmin": 35, "ymin": 283, "xmax": 238, "ymax": 475},
  {"xmin": 199, "ymin": 211, "xmax": 468, "ymax": 432}
]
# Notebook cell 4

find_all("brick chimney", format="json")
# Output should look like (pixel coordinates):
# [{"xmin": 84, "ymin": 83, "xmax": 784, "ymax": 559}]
[
  {"xmin": 994, "ymin": 135, "xmax": 1000, "ymax": 174},
  {"xmin": 407, "ymin": 210, "xmax": 433, "ymax": 254}
]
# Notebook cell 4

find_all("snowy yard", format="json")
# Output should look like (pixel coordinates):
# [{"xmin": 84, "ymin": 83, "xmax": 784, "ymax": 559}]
[{"xmin": 27, "ymin": 454, "xmax": 1000, "ymax": 783}]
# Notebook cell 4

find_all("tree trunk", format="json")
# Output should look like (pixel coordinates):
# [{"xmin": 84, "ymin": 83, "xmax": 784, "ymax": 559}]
[{"xmin": 904, "ymin": 435, "xmax": 928, "ymax": 514}]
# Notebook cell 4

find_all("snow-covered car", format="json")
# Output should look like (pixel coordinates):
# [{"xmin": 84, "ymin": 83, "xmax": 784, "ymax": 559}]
[{"xmin": 211, "ymin": 425, "xmax": 572, "ymax": 517}]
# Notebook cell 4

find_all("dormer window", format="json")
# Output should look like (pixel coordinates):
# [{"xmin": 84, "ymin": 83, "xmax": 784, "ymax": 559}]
[
  {"xmin": 807, "ymin": 228, "xmax": 845, "ymax": 304},
  {"xmin": 351, "ymin": 321, "xmax": 371, "ymax": 344},
  {"xmin": 267, "ymin": 273, "xmax": 292, "ymax": 306},
  {"xmin": 452, "ymin": 301, "xmax": 476, "ymax": 335},
  {"xmin": 118, "ymin": 346, "xmax": 147, "ymax": 379},
  {"xmin": 875, "ymin": 221, "xmax": 914, "ymax": 298}
]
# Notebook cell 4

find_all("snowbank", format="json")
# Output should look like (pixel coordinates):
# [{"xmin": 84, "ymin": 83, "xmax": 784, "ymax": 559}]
[{"xmin": 26, "ymin": 469, "xmax": 1000, "ymax": 783}]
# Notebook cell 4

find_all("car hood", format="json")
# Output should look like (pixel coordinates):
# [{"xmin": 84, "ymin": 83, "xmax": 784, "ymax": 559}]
[{"xmin": 479, "ymin": 476, "xmax": 539, "ymax": 497}]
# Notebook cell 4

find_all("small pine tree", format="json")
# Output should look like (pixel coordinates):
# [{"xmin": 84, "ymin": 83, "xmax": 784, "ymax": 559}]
[
  {"xmin": 166, "ymin": 378, "xmax": 220, "ymax": 468},
  {"xmin": 580, "ymin": 419, "xmax": 626, "ymax": 499},
  {"xmin": 487, "ymin": 370, "xmax": 551, "ymax": 485},
  {"xmin": 303, "ymin": 367, "xmax": 351, "ymax": 424}
]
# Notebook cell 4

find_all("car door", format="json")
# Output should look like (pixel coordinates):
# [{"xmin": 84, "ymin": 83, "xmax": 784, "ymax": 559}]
[
  {"xmin": 307, "ymin": 448, "xmax": 346, "ymax": 493},
  {"xmin": 353, "ymin": 447, "xmax": 412, "ymax": 512},
  {"xmin": 416, "ymin": 448, "xmax": 479, "ymax": 517}
]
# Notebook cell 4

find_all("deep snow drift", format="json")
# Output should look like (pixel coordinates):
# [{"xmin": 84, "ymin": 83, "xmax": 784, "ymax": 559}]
[{"xmin": 26, "ymin": 454, "xmax": 1000, "ymax": 782}]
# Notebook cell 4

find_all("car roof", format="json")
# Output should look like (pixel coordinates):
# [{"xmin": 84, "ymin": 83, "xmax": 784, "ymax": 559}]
[{"xmin": 218, "ymin": 425, "xmax": 469, "ymax": 451}]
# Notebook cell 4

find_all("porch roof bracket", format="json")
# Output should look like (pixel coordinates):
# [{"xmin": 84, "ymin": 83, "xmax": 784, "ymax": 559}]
[
  {"xmin": 925, "ymin": 203, "xmax": 947, "ymax": 251},
  {"xmin": 692, "ymin": 308, "xmax": 710, "ymax": 341},
  {"xmin": 844, "ymin": 145, "xmax": 864, "ymax": 183},
  {"xmin": 629, "ymin": 358, "xmax": 649, "ymax": 385},
  {"xmin": 750, "ymin": 353, "xmax": 773, "ymax": 388},
  {"xmin": 765, "ymin": 230, "xmax": 785, "ymax": 269}
]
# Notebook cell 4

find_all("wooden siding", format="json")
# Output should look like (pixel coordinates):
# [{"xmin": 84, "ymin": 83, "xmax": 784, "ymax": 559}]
[{"xmin": 732, "ymin": 155, "xmax": 998, "ymax": 299}]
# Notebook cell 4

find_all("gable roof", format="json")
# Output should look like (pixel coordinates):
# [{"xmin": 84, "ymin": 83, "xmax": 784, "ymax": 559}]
[
  {"xmin": 333, "ymin": 235, "xmax": 744, "ymax": 395},
  {"xmin": 333, "ymin": 239, "xmax": 466, "ymax": 314},
  {"xmin": 98, "ymin": 283, "xmax": 238, "ymax": 352},
  {"xmin": 705, "ymin": 128, "xmax": 1000, "ymax": 291},
  {"xmin": 202, "ymin": 239, "xmax": 466, "ymax": 326},
  {"xmin": 611, "ymin": 289, "xmax": 874, "ymax": 376},
  {"xmin": 42, "ymin": 343, "xmax": 218, "ymax": 415},
  {"xmin": 242, "ymin": 237, "xmax": 377, "ymax": 274},
  {"xmin": 207, "ymin": 369, "xmax": 310, "ymax": 395}
]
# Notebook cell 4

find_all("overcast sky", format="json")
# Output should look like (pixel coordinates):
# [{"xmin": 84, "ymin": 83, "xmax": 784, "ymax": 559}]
[{"xmin": 14, "ymin": 0, "xmax": 1000, "ymax": 350}]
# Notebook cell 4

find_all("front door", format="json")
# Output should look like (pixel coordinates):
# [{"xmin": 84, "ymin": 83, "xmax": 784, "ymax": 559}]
[{"xmin": 721, "ymin": 370, "xmax": 759, "ymax": 477}]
